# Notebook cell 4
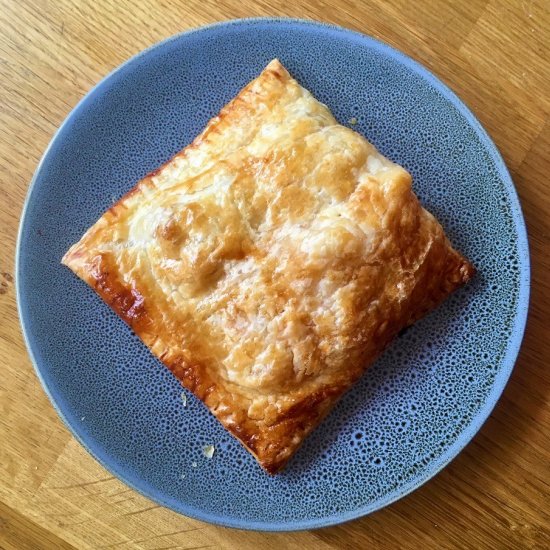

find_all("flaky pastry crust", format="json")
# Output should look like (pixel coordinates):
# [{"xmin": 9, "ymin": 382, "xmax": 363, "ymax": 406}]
[{"xmin": 63, "ymin": 60, "xmax": 474, "ymax": 473}]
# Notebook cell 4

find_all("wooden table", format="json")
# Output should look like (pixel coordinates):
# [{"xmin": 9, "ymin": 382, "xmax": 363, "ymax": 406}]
[{"xmin": 1, "ymin": 1, "xmax": 549, "ymax": 548}]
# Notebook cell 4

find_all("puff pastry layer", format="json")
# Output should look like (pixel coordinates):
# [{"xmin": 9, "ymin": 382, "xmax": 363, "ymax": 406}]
[{"xmin": 63, "ymin": 59, "xmax": 474, "ymax": 473}]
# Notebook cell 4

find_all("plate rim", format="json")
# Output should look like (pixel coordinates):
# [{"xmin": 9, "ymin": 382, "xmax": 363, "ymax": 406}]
[{"xmin": 16, "ymin": 16, "xmax": 531, "ymax": 531}]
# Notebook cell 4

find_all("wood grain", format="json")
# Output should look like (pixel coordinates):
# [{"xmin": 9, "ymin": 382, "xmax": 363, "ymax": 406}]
[{"xmin": 1, "ymin": 0, "xmax": 549, "ymax": 548}]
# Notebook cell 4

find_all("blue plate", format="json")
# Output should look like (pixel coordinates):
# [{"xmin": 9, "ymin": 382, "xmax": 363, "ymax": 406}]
[{"xmin": 17, "ymin": 18, "xmax": 529, "ymax": 530}]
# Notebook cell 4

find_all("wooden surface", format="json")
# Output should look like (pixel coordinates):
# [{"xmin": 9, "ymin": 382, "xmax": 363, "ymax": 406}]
[{"xmin": 1, "ymin": 0, "xmax": 549, "ymax": 548}]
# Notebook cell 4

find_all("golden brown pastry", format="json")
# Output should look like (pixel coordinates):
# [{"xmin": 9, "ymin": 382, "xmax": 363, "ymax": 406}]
[{"xmin": 62, "ymin": 59, "xmax": 474, "ymax": 474}]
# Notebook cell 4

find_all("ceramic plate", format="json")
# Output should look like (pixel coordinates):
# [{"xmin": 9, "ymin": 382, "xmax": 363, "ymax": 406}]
[{"xmin": 17, "ymin": 18, "xmax": 529, "ymax": 530}]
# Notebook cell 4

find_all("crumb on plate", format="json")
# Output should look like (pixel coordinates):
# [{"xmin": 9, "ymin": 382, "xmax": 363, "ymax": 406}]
[{"xmin": 202, "ymin": 445, "xmax": 215, "ymax": 459}]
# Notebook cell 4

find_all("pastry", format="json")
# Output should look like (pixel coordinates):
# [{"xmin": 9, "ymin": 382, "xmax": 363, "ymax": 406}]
[{"xmin": 63, "ymin": 59, "xmax": 475, "ymax": 473}]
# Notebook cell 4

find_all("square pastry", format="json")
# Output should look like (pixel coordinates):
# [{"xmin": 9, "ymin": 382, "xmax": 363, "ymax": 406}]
[{"xmin": 63, "ymin": 59, "xmax": 474, "ymax": 473}]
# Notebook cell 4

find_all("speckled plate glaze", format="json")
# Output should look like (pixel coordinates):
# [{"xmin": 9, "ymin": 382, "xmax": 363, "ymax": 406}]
[{"xmin": 17, "ymin": 18, "xmax": 529, "ymax": 531}]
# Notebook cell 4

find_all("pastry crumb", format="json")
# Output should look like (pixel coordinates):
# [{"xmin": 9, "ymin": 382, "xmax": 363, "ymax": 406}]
[
  {"xmin": 180, "ymin": 473, "xmax": 186, "ymax": 479},
  {"xmin": 349, "ymin": 117, "xmax": 358, "ymax": 125},
  {"xmin": 181, "ymin": 392, "xmax": 187, "ymax": 407},
  {"xmin": 192, "ymin": 461, "xmax": 197, "ymax": 468},
  {"xmin": 202, "ymin": 445, "xmax": 215, "ymax": 459}
]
